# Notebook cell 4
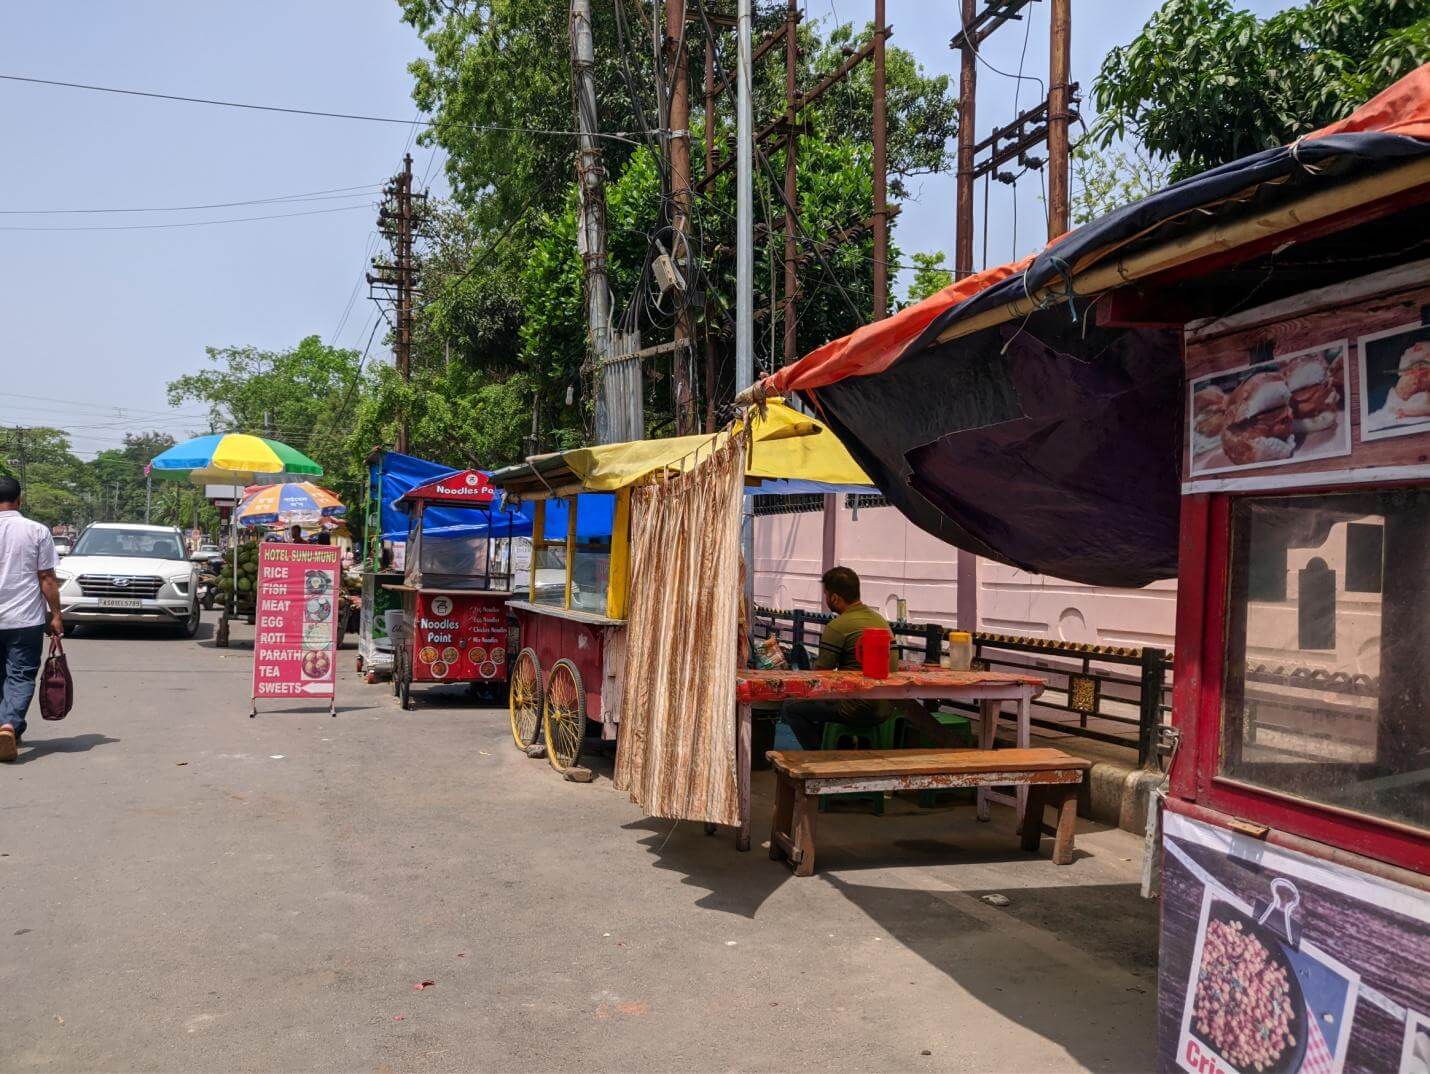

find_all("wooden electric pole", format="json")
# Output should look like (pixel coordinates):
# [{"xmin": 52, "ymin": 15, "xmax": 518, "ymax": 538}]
[
  {"xmin": 1046, "ymin": 0, "xmax": 1072, "ymax": 238},
  {"xmin": 368, "ymin": 153, "xmax": 424, "ymax": 454},
  {"xmin": 953, "ymin": 0, "xmax": 978, "ymax": 279},
  {"xmin": 871, "ymin": 0, "xmax": 889, "ymax": 317},
  {"xmin": 666, "ymin": 0, "xmax": 696, "ymax": 435}
]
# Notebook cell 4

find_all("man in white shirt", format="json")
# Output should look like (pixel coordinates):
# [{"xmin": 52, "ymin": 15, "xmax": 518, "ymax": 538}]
[{"xmin": 0, "ymin": 476, "xmax": 64, "ymax": 761}]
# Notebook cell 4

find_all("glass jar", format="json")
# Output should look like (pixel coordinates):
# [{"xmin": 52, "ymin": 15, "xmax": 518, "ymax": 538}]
[{"xmin": 945, "ymin": 630, "xmax": 974, "ymax": 671}]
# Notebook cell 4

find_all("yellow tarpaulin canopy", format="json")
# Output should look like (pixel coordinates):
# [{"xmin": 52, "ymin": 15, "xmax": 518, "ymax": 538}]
[{"xmin": 557, "ymin": 400, "xmax": 871, "ymax": 492}]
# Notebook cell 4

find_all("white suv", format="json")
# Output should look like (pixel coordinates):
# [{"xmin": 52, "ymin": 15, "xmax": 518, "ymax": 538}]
[{"xmin": 56, "ymin": 523, "xmax": 200, "ymax": 637}]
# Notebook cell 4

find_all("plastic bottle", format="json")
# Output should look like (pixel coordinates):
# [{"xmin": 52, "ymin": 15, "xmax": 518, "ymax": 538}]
[{"xmin": 946, "ymin": 630, "xmax": 974, "ymax": 671}]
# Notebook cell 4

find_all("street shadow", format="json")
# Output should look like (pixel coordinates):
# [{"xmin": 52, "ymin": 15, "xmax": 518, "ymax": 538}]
[
  {"xmin": 623, "ymin": 815, "xmax": 792, "ymax": 919},
  {"xmin": 70, "ymin": 621, "xmax": 214, "ymax": 642},
  {"xmin": 825, "ymin": 875, "xmax": 1159, "ymax": 1072},
  {"xmin": 16, "ymin": 733, "xmax": 120, "ymax": 765}
]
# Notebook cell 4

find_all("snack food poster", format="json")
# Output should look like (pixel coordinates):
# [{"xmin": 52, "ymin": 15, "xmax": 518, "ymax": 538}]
[
  {"xmin": 411, "ymin": 591, "xmax": 507, "ymax": 682},
  {"xmin": 252, "ymin": 543, "xmax": 341, "ymax": 701},
  {"xmin": 1158, "ymin": 811, "xmax": 1430, "ymax": 1074},
  {"xmin": 1183, "ymin": 278, "xmax": 1430, "ymax": 492},
  {"xmin": 1358, "ymin": 321, "xmax": 1430, "ymax": 442},
  {"xmin": 1187, "ymin": 341, "xmax": 1351, "ymax": 477}
]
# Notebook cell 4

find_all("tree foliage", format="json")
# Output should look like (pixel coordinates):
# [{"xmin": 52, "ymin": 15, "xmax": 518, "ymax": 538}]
[
  {"xmin": 1069, "ymin": 145, "xmax": 1174, "ymax": 225},
  {"xmin": 1093, "ymin": 0, "xmax": 1430, "ymax": 178}
]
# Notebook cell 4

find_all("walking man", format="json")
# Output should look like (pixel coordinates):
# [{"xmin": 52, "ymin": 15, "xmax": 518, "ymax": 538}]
[{"xmin": 0, "ymin": 476, "xmax": 64, "ymax": 761}]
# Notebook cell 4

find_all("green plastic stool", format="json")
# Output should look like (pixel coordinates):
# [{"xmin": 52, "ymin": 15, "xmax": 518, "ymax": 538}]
[
  {"xmin": 904, "ymin": 710, "xmax": 976, "ymax": 807},
  {"xmin": 818, "ymin": 717, "xmax": 897, "ymax": 814}
]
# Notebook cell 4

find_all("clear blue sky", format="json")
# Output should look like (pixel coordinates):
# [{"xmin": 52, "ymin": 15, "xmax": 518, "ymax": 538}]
[{"xmin": 2, "ymin": 1, "xmax": 1289, "ymax": 458}]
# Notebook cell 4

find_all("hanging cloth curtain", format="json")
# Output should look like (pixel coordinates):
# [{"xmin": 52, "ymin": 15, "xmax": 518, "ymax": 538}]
[{"xmin": 614, "ymin": 432, "xmax": 747, "ymax": 827}]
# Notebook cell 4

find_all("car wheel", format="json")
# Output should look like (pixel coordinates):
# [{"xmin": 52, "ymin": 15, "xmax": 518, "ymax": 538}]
[{"xmin": 176, "ymin": 601, "xmax": 201, "ymax": 639}]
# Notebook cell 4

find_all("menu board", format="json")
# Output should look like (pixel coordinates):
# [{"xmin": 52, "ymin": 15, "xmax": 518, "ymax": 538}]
[
  {"xmin": 410, "ymin": 591, "xmax": 508, "ymax": 682},
  {"xmin": 252, "ymin": 543, "xmax": 342, "ymax": 706}
]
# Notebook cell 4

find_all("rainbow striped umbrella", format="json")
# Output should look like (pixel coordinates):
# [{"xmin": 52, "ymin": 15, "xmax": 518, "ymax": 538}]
[
  {"xmin": 236, "ymin": 482, "xmax": 346, "ymax": 527},
  {"xmin": 149, "ymin": 433, "xmax": 322, "ymax": 486}
]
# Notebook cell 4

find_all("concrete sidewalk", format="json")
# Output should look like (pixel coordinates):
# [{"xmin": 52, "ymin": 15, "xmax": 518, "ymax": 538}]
[{"xmin": 0, "ymin": 617, "xmax": 1158, "ymax": 1072}]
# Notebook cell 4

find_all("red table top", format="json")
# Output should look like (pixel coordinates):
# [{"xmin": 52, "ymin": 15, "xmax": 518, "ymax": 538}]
[{"xmin": 735, "ymin": 667, "xmax": 1046, "ymax": 704}]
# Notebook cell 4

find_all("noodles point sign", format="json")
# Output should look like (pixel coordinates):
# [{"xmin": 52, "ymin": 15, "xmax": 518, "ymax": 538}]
[{"xmin": 402, "ymin": 469, "xmax": 495, "ymax": 506}]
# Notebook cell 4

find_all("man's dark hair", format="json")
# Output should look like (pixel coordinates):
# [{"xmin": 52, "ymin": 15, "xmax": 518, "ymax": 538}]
[
  {"xmin": 0, "ymin": 475, "xmax": 20, "ymax": 504},
  {"xmin": 821, "ymin": 566, "xmax": 861, "ymax": 603}
]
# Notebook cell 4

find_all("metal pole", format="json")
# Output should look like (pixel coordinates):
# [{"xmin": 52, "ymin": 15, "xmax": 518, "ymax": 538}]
[
  {"xmin": 871, "ymin": 0, "xmax": 889, "ymax": 316},
  {"xmin": 735, "ymin": 0, "xmax": 753, "ymax": 394},
  {"xmin": 1047, "ymin": 0, "xmax": 1072, "ymax": 238},
  {"xmin": 145, "ymin": 474, "xmax": 152, "ymax": 524},
  {"xmin": 781, "ymin": 0, "xmax": 799, "ymax": 364},
  {"xmin": 954, "ymin": 0, "xmax": 977, "ymax": 278},
  {"xmin": 737, "ymin": 0, "xmax": 754, "ymax": 616}
]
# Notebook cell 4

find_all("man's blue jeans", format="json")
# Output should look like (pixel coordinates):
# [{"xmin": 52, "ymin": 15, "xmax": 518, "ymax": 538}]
[{"xmin": 0, "ymin": 625, "xmax": 45, "ymax": 737}]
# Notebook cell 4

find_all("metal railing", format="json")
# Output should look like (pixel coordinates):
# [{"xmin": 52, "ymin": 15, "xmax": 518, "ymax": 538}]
[{"xmin": 753, "ymin": 606, "xmax": 1172, "ymax": 767}]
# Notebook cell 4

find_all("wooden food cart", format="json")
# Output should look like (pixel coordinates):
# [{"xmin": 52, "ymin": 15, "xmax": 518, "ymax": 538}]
[
  {"xmin": 386, "ymin": 469, "xmax": 520, "ymax": 710},
  {"xmin": 491, "ymin": 400, "xmax": 874, "ymax": 779}
]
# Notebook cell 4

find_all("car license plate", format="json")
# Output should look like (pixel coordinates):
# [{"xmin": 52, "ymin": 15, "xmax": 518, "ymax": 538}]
[{"xmin": 99, "ymin": 597, "xmax": 142, "ymax": 609}]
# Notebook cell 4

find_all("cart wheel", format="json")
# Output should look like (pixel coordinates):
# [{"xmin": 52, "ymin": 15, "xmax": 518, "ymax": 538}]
[
  {"xmin": 542, "ymin": 659, "xmax": 587, "ymax": 773},
  {"xmin": 509, "ymin": 648, "xmax": 543, "ymax": 751},
  {"xmin": 400, "ymin": 675, "xmax": 413, "ymax": 711},
  {"xmin": 356, "ymin": 655, "xmax": 364, "ymax": 673}
]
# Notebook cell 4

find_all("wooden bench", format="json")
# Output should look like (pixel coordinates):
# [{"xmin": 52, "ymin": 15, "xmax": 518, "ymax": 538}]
[{"xmin": 766, "ymin": 747, "xmax": 1091, "ymax": 876}]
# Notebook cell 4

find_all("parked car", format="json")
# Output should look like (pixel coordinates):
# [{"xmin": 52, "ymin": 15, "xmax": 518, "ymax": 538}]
[
  {"xmin": 53, "ymin": 538, "xmax": 73, "ymax": 557},
  {"xmin": 56, "ymin": 523, "xmax": 200, "ymax": 637}
]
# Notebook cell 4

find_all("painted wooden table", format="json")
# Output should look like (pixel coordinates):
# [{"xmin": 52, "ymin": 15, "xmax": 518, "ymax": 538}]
[{"xmin": 730, "ymin": 668, "xmax": 1047, "ymax": 851}]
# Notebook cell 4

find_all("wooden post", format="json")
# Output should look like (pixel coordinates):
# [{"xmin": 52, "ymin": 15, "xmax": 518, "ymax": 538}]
[
  {"xmin": 667, "ymin": 0, "xmax": 695, "ymax": 434},
  {"xmin": 954, "ymin": 0, "xmax": 977, "ymax": 278},
  {"xmin": 1047, "ymin": 0, "xmax": 1072, "ymax": 238},
  {"xmin": 529, "ymin": 500, "xmax": 545, "ymax": 604},
  {"xmin": 781, "ymin": 0, "xmax": 800, "ymax": 363},
  {"xmin": 871, "ymin": 0, "xmax": 889, "ymax": 316},
  {"xmin": 563, "ymin": 495, "xmax": 578, "ymax": 609}
]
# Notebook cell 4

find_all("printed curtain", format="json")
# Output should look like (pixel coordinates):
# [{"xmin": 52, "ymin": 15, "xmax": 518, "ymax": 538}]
[{"xmin": 614, "ymin": 432, "xmax": 746, "ymax": 827}]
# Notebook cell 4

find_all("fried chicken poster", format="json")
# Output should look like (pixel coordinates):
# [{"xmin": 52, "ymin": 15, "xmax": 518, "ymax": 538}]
[{"xmin": 1189, "ymin": 341, "xmax": 1351, "ymax": 477}]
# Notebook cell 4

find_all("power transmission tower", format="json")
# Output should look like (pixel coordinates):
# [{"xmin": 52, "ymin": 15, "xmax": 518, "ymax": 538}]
[{"xmin": 368, "ymin": 153, "xmax": 426, "ymax": 453}]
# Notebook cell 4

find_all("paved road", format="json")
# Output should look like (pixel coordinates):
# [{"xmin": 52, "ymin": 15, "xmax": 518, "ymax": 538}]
[{"xmin": 1, "ymin": 616, "xmax": 1159, "ymax": 1072}]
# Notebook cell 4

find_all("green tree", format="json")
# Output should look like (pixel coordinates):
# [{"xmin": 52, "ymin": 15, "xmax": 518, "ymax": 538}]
[
  {"xmin": 1093, "ymin": 0, "xmax": 1430, "ymax": 178},
  {"xmin": 0, "ymin": 426, "xmax": 94, "ymax": 529},
  {"xmin": 398, "ymin": 4, "xmax": 953, "ymax": 452},
  {"xmin": 1069, "ymin": 145, "xmax": 1174, "ymax": 225},
  {"xmin": 166, "ymin": 336, "xmax": 371, "ymax": 508},
  {"xmin": 904, "ymin": 252, "xmax": 955, "ymax": 305}
]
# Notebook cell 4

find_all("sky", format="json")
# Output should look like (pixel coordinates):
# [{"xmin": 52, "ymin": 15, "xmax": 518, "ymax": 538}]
[{"xmin": 1, "ymin": 0, "xmax": 1291, "ymax": 459}]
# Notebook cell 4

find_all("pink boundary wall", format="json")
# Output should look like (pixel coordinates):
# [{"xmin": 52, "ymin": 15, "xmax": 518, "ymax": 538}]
[{"xmin": 753, "ymin": 501, "xmax": 1177, "ymax": 649}]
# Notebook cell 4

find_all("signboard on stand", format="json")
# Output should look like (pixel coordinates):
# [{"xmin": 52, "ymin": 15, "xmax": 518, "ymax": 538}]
[
  {"xmin": 409, "ymin": 591, "xmax": 508, "ymax": 682},
  {"xmin": 251, "ymin": 543, "xmax": 342, "ymax": 715}
]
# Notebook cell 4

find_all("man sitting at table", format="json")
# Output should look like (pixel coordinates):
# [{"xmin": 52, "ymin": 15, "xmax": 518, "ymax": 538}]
[{"xmin": 781, "ymin": 566, "xmax": 893, "ymax": 750}]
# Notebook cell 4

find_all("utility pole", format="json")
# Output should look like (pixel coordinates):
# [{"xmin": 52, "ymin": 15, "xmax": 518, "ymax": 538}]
[
  {"xmin": 781, "ymin": 0, "xmax": 799, "ymax": 364},
  {"xmin": 953, "ymin": 0, "xmax": 978, "ymax": 279},
  {"xmin": 871, "ymin": 0, "xmax": 889, "ymax": 317},
  {"xmin": 572, "ymin": 0, "xmax": 642, "ymax": 445},
  {"xmin": 1047, "ymin": 0, "xmax": 1072, "ymax": 238},
  {"xmin": 368, "ymin": 153, "xmax": 424, "ymax": 454},
  {"xmin": 666, "ymin": 0, "xmax": 696, "ymax": 435}
]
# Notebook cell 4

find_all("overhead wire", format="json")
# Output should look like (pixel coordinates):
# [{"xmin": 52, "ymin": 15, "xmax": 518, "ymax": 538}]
[
  {"xmin": 0, "ymin": 203, "xmax": 371, "ymax": 232},
  {"xmin": 0, "ymin": 183, "xmax": 383, "ymax": 215}
]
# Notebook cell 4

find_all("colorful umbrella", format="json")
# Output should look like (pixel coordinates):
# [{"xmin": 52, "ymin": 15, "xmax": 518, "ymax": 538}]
[
  {"xmin": 236, "ymin": 482, "xmax": 346, "ymax": 527},
  {"xmin": 149, "ymin": 433, "xmax": 322, "ymax": 486}
]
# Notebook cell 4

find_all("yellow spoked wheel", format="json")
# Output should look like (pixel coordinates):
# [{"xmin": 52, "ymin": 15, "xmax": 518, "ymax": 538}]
[
  {"xmin": 542, "ymin": 659, "xmax": 587, "ymax": 773},
  {"xmin": 509, "ymin": 648, "xmax": 543, "ymax": 750}
]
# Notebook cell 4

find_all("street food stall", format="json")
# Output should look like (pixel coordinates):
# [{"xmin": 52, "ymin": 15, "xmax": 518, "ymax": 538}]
[
  {"xmin": 735, "ymin": 67, "xmax": 1430, "ymax": 1074},
  {"xmin": 386, "ymin": 469, "xmax": 520, "ymax": 710},
  {"xmin": 490, "ymin": 401, "xmax": 882, "ymax": 817},
  {"xmin": 358, "ymin": 450, "xmax": 463, "ymax": 681}
]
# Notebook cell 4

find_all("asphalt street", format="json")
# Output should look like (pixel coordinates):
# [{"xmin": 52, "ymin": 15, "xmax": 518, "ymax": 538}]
[{"xmin": 0, "ymin": 616, "xmax": 1159, "ymax": 1073}]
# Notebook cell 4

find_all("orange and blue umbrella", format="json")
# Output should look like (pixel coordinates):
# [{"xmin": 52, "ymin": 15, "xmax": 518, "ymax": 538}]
[
  {"xmin": 149, "ymin": 433, "xmax": 322, "ymax": 486},
  {"xmin": 236, "ymin": 482, "xmax": 346, "ymax": 527}
]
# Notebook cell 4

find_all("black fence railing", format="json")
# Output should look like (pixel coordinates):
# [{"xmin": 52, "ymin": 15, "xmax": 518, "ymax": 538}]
[{"xmin": 752, "ymin": 606, "xmax": 1172, "ymax": 768}]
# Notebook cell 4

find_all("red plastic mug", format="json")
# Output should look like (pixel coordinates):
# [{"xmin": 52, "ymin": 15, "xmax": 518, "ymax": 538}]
[{"xmin": 854, "ymin": 627, "xmax": 892, "ymax": 679}]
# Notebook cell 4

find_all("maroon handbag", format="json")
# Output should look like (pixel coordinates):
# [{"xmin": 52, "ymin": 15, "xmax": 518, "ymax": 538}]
[{"xmin": 38, "ymin": 634, "xmax": 73, "ymax": 721}]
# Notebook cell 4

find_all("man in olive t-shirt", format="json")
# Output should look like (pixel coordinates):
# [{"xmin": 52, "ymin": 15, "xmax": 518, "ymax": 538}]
[{"xmin": 781, "ymin": 566, "xmax": 894, "ymax": 749}]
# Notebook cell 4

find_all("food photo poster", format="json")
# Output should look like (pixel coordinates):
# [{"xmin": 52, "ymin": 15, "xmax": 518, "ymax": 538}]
[
  {"xmin": 1189, "ymin": 340, "xmax": 1351, "ymax": 477},
  {"xmin": 1358, "ymin": 321, "xmax": 1430, "ymax": 442},
  {"xmin": 1158, "ymin": 812, "xmax": 1430, "ymax": 1074}
]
